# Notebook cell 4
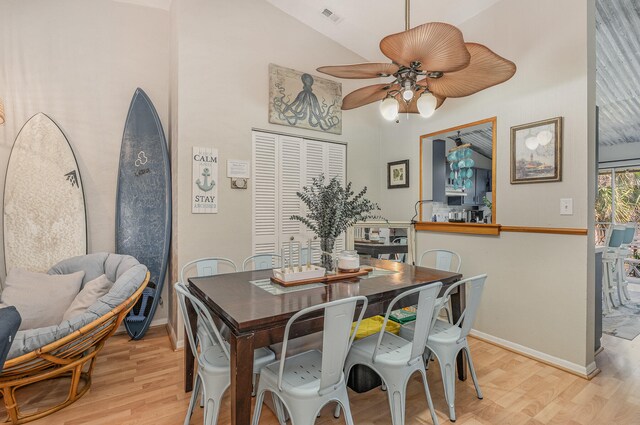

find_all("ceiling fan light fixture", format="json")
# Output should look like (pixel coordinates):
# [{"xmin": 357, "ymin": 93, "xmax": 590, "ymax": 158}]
[
  {"xmin": 417, "ymin": 92, "xmax": 437, "ymax": 118},
  {"xmin": 380, "ymin": 96, "xmax": 399, "ymax": 121}
]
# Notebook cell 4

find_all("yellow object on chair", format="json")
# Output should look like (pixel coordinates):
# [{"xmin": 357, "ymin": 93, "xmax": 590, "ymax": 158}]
[{"xmin": 352, "ymin": 315, "xmax": 400, "ymax": 340}]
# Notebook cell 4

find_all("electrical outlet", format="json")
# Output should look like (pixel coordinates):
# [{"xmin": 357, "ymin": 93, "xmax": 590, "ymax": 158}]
[{"xmin": 560, "ymin": 198, "xmax": 573, "ymax": 215}]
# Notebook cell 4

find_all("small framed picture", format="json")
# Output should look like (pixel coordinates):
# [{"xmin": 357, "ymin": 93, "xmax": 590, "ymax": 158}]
[
  {"xmin": 510, "ymin": 117, "xmax": 563, "ymax": 184},
  {"xmin": 388, "ymin": 160, "xmax": 409, "ymax": 189}
]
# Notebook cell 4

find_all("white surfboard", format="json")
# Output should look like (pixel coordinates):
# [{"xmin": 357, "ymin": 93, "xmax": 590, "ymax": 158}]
[{"xmin": 3, "ymin": 113, "xmax": 87, "ymax": 273}]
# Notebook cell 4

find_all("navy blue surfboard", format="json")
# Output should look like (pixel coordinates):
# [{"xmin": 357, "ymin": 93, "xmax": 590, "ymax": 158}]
[{"xmin": 116, "ymin": 88, "xmax": 171, "ymax": 340}]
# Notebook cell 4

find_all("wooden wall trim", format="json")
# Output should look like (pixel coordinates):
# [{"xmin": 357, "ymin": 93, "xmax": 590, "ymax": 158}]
[
  {"xmin": 415, "ymin": 222, "xmax": 501, "ymax": 235},
  {"xmin": 415, "ymin": 223, "xmax": 589, "ymax": 236},
  {"xmin": 500, "ymin": 226, "xmax": 588, "ymax": 235}
]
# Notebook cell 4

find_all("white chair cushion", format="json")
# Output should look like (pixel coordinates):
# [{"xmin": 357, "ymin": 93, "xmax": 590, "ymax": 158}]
[
  {"xmin": 62, "ymin": 274, "xmax": 114, "ymax": 321},
  {"xmin": 1, "ymin": 268, "xmax": 84, "ymax": 331}
]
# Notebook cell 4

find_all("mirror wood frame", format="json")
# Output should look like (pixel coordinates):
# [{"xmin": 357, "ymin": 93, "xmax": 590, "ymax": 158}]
[{"xmin": 418, "ymin": 116, "xmax": 499, "ymax": 235}]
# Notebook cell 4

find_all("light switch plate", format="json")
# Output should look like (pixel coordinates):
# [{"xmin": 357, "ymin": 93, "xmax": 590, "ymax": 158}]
[{"xmin": 560, "ymin": 198, "xmax": 573, "ymax": 215}]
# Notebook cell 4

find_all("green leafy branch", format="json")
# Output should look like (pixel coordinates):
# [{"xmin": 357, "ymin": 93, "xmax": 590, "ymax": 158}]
[{"xmin": 290, "ymin": 175, "xmax": 386, "ymax": 240}]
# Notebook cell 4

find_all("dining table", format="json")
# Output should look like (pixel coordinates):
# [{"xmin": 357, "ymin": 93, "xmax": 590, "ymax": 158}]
[{"xmin": 185, "ymin": 258, "xmax": 464, "ymax": 425}]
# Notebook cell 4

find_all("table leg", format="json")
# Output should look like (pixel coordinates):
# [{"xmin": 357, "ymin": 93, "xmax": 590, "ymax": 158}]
[
  {"xmin": 450, "ymin": 284, "xmax": 467, "ymax": 381},
  {"xmin": 230, "ymin": 331, "xmax": 255, "ymax": 425},
  {"xmin": 184, "ymin": 297, "xmax": 197, "ymax": 392}
]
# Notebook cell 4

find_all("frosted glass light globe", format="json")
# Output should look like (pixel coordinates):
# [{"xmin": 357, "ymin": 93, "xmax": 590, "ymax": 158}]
[
  {"xmin": 379, "ymin": 97, "xmax": 399, "ymax": 121},
  {"xmin": 525, "ymin": 136, "xmax": 539, "ymax": 150},
  {"xmin": 402, "ymin": 89, "xmax": 414, "ymax": 102},
  {"xmin": 417, "ymin": 92, "xmax": 437, "ymax": 118}
]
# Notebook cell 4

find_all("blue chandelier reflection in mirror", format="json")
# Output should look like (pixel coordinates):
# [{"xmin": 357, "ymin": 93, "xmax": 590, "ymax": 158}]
[{"xmin": 447, "ymin": 144, "xmax": 475, "ymax": 190}]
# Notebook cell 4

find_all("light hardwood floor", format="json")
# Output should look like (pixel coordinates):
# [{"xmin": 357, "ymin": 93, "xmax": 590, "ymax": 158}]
[{"xmin": 5, "ymin": 326, "xmax": 640, "ymax": 425}]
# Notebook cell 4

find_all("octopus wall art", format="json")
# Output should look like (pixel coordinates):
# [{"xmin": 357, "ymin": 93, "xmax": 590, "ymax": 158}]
[{"xmin": 269, "ymin": 64, "xmax": 342, "ymax": 135}]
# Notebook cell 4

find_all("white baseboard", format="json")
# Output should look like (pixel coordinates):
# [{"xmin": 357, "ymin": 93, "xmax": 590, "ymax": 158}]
[
  {"xmin": 167, "ymin": 321, "xmax": 184, "ymax": 350},
  {"xmin": 470, "ymin": 329, "xmax": 598, "ymax": 379}
]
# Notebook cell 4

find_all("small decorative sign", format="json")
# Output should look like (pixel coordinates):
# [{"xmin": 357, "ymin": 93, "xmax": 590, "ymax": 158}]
[
  {"xmin": 227, "ymin": 160, "xmax": 250, "ymax": 178},
  {"xmin": 192, "ymin": 147, "xmax": 218, "ymax": 213}
]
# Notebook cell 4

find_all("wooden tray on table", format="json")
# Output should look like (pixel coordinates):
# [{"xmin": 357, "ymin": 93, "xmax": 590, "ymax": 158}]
[{"xmin": 270, "ymin": 267, "xmax": 373, "ymax": 287}]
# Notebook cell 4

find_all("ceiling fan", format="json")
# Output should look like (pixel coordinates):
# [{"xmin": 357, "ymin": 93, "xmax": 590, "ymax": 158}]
[{"xmin": 316, "ymin": 0, "xmax": 517, "ymax": 121}]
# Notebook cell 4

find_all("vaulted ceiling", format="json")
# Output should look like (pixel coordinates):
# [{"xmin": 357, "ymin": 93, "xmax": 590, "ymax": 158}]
[
  {"xmin": 266, "ymin": 0, "xmax": 501, "ymax": 62},
  {"xmin": 269, "ymin": 0, "xmax": 639, "ymax": 149}
]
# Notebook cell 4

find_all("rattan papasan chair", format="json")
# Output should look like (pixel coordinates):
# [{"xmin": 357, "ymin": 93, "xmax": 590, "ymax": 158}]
[{"xmin": 0, "ymin": 252, "xmax": 149, "ymax": 424}]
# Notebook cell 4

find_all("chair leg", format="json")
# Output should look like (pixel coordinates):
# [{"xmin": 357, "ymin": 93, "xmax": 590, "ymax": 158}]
[
  {"xmin": 337, "ymin": 388, "xmax": 356, "ymax": 425},
  {"xmin": 185, "ymin": 375, "xmax": 202, "ymax": 425},
  {"xmin": 203, "ymin": 392, "xmax": 222, "ymax": 425},
  {"xmin": 463, "ymin": 345, "xmax": 483, "ymax": 399},
  {"xmin": 433, "ymin": 349, "xmax": 458, "ymax": 422},
  {"xmin": 251, "ymin": 390, "xmax": 266, "ymax": 425},
  {"xmin": 382, "ymin": 371, "xmax": 411, "ymax": 425},
  {"xmin": 418, "ymin": 367, "xmax": 439, "ymax": 425},
  {"xmin": 252, "ymin": 373, "xmax": 257, "ymax": 397},
  {"xmin": 271, "ymin": 393, "xmax": 287, "ymax": 425}
]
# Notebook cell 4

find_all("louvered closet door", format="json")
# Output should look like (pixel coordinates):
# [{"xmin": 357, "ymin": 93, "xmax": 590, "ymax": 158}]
[
  {"xmin": 252, "ymin": 131, "xmax": 347, "ymax": 265},
  {"xmin": 327, "ymin": 142, "xmax": 347, "ymax": 253},
  {"xmin": 252, "ymin": 132, "xmax": 279, "ymax": 255},
  {"xmin": 278, "ymin": 135, "xmax": 305, "ymax": 266},
  {"xmin": 303, "ymin": 140, "xmax": 347, "ymax": 261}
]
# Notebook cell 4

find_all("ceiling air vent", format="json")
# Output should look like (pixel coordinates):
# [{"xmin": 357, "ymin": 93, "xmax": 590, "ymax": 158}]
[{"xmin": 321, "ymin": 8, "xmax": 343, "ymax": 24}]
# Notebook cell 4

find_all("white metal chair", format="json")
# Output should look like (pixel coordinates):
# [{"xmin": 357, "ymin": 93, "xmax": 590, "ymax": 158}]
[
  {"xmin": 252, "ymin": 296, "xmax": 368, "ymax": 425},
  {"xmin": 243, "ymin": 254, "xmax": 282, "ymax": 271},
  {"xmin": 602, "ymin": 225, "xmax": 625, "ymax": 313},
  {"xmin": 419, "ymin": 249, "xmax": 462, "ymax": 273},
  {"xmin": 180, "ymin": 257, "xmax": 238, "ymax": 352},
  {"xmin": 616, "ymin": 223, "xmax": 637, "ymax": 304},
  {"xmin": 336, "ymin": 282, "xmax": 443, "ymax": 425},
  {"xmin": 175, "ymin": 282, "xmax": 277, "ymax": 425},
  {"xmin": 181, "ymin": 257, "xmax": 238, "ymax": 282},
  {"xmin": 419, "ymin": 249, "xmax": 462, "ymax": 323},
  {"xmin": 402, "ymin": 275, "xmax": 487, "ymax": 422}
]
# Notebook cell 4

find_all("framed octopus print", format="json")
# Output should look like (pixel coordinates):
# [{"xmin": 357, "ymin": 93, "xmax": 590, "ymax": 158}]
[{"xmin": 269, "ymin": 63, "xmax": 342, "ymax": 135}]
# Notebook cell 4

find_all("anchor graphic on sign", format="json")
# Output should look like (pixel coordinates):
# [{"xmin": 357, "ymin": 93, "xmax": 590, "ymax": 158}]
[{"xmin": 196, "ymin": 168, "xmax": 215, "ymax": 192}]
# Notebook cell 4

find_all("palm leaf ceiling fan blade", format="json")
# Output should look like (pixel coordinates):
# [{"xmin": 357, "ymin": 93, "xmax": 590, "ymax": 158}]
[
  {"xmin": 342, "ymin": 83, "xmax": 400, "ymax": 110},
  {"xmin": 380, "ymin": 22, "xmax": 470, "ymax": 71},
  {"xmin": 317, "ymin": 63, "xmax": 400, "ymax": 79},
  {"xmin": 419, "ymin": 43, "xmax": 517, "ymax": 98}
]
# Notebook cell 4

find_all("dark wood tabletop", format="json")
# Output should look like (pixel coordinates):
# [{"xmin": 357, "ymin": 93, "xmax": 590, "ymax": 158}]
[{"xmin": 186, "ymin": 258, "xmax": 463, "ymax": 425}]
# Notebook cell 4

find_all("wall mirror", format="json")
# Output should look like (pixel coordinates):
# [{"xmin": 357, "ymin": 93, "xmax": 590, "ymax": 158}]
[{"xmin": 419, "ymin": 117, "xmax": 497, "ymax": 233}]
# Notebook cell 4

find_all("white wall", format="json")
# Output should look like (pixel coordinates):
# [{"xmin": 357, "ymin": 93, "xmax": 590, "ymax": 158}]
[
  {"xmin": 167, "ymin": 0, "xmax": 382, "ymax": 341},
  {"xmin": 0, "ymin": 0, "xmax": 171, "ymax": 322},
  {"xmin": 378, "ymin": 0, "xmax": 596, "ymax": 372}
]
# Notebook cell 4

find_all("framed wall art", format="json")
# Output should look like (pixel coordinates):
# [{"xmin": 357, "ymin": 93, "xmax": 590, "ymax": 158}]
[
  {"xmin": 388, "ymin": 160, "xmax": 409, "ymax": 189},
  {"xmin": 510, "ymin": 117, "xmax": 563, "ymax": 184},
  {"xmin": 269, "ymin": 64, "xmax": 342, "ymax": 135}
]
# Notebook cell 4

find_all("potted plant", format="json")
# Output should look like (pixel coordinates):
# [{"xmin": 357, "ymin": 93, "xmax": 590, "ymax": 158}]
[{"xmin": 290, "ymin": 175, "xmax": 385, "ymax": 272}]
